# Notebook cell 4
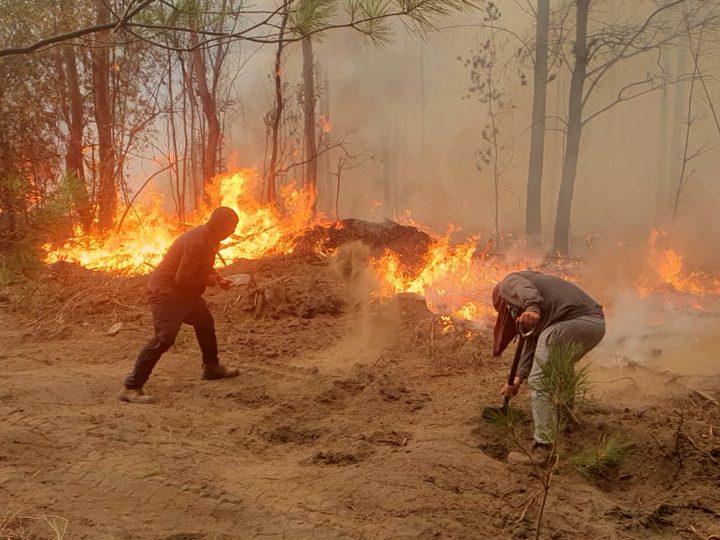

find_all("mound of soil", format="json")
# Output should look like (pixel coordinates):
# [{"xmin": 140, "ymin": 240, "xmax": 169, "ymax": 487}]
[{"xmin": 293, "ymin": 218, "xmax": 433, "ymax": 267}]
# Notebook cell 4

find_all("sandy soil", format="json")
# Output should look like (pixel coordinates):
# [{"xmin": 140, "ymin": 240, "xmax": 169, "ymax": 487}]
[{"xmin": 1, "ymin": 254, "xmax": 719, "ymax": 539}]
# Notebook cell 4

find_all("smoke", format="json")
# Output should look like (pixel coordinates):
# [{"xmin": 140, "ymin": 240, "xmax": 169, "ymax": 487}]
[
  {"xmin": 217, "ymin": 4, "xmax": 720, "ymax": 247},
  {"xmin": 123, "ymin": 1, "xmax": 720, "ymax": 378},
  {"xmin": 579, "ymin": 240, "xmax": 720, "ymax": 378},
  {"xmin": 310, "ymin": 241, "xmax": 403, "ymax": 372}
]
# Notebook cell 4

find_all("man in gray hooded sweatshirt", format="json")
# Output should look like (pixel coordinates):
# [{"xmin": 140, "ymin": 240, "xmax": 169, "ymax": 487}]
[
  {"xmin": 119, "ymin": 207, "xmax": 241, "ymax": 403},
  {"xmin": 493, "ymin": 271, "xmax": 606, "ymax": 463}
]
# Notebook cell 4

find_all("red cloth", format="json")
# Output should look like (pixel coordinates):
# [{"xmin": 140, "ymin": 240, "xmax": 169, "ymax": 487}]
[{"xmin": 493, "ymin": 298, "xmax": 517, "ymax": 356}]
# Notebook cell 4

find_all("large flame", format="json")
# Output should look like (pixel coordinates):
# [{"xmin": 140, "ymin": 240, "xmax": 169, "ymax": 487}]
[
  {"xmin": 639, "ymin": 229, "xmax": 718, "ymax": 296},
  {"xmin": 43, "ymin": 170, "xmax": 718, "ymax": 331},
  {"xmin": 42, "ymin": 169, "xmax": 315, "ymax": 274},
  {"xmin": 370, "ymin": 234, "xmax": 506, "ymax": 327}
]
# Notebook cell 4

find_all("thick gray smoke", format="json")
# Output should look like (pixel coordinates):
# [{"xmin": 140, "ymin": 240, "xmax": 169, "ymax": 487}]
[{"xmin": 220, "ymin": 4, "xmax": 720, "ymax": 254}]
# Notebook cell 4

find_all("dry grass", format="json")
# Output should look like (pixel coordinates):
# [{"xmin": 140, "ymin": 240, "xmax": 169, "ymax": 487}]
[{"xmin": 1, "ymin": 507, "xmax": 68, "ymax": 539}]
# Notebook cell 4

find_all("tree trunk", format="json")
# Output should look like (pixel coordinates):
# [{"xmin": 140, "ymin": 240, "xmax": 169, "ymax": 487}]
[
  {"xmin": 267, "ymin": 9, "xmax": 290, "ymax": 207},
  {"xmin": 91, "ymin": 0, "xmax": 116, "ymax": 231},
  {"xmin": 167, "ymin": 50, "xmax": 185, "ymax": 221},
  {"xmin": 526, "ymin": 0, "xmax": 550, "ymax": 237},
  {"xmin": 190, "ymin": 33, "xmax": 220, "ymax": 203},
  {"xmin": 552, "ymin": 0, "xmax": 589, "ymax": 255},
  {"xmin": 320, "ymin": 73, "xmax": 332, "ymax": 212},
  {"xmin": 0, "ymin": 131, "xmax": 17, "ymax": 241},
  {"xmin": 380, "ymin": 122, "xmax": 396, "ymax": 220},
  {"xmin": 302, "ymin": 37, "xmax": 318, "ymax": 213},
  {"xmin": 63, "ymin": 47, "xmax": 92, "ymax": 232},
  {"xmin": 178, "ymin": 54, "xmax": 201, "ymax": 208},
  {"xmin": 673, "ymin": 55, "xmax": 698, "ymax": 220},
  {"xmin": 419, "ymin": 43, "xmax": 426, "ymax": 190}
]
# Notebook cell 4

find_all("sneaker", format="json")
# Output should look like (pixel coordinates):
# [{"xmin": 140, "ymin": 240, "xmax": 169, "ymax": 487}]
[
  {"xmin": 507, "ymin": 443, "xmax": 554, "ymax": 466},
  {"xmin": 118, "ymin": 387, "xmax": 155, "ymax": 404},
  {"xmin": 201, "ymin": 363, "xmax": 240, "ymax": 380}
]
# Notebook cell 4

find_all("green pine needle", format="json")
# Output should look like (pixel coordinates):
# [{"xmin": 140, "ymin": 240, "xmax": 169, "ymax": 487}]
[{"xmin": 569, "ymin": 432, "xmax": 629, "ymax": 477}]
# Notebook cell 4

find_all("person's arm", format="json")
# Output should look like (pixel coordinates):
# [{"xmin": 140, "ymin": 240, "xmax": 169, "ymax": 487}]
[
  {"xmin": 500, "ymin": 337, "xmax": 537, "ymax": 397},
  {"xmin": 206, "ymin": 266, "xmax": 220, "ymax": 284},
  {"xmin": 499, "ymin": 273, "xmax": 543, "ymax": 331},
  {"xmin": 517, "ymin": 337, "xmax": 537, "ymax": 381},
  {"xmin": 498, "ymin": 273, "xmax": 543, "ymax": 314},
  {"xmin": 207, "ymin": 256, "xmax": 232, "ymax": 289},
  {"xmin": 174, "ymin": 242, "xmax": 203, "ymax": 287}
]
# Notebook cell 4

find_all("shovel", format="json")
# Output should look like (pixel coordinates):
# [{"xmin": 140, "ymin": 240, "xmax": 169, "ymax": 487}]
[{"xmin": 482, "ymin": 328, "xmax": 530, "ymax": 420}]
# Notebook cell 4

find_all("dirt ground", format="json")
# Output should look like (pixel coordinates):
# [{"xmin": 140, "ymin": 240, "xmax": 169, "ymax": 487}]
[{"xmin": 1, "ymin": 251, "xmax": 719, "ymax": 539}]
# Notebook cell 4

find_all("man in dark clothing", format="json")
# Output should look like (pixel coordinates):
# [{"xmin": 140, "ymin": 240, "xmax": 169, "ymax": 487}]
[
  {"xmin": 492, "ymin": 271, "xmax": 606, "ymax": 463},
  {"xmin": 119, "ymin": 207, "xmax": 241, "ymax": 404}
]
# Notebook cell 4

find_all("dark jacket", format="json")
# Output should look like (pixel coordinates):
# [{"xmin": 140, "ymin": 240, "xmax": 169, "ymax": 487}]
[
  {"xmin": 495, "ymin": 271, "xmax": 604, "ymax": 379},
  {"xmin": 148, "ymin": 225, "xmax": 219, "ymax": 300}
]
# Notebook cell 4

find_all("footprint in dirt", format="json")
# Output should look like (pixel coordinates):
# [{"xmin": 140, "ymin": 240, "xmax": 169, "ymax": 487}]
[
  {"xmin": 308, "ymin": 441, "xmax": 375, "ymax": 466},
  {"xmin": 263, "ymin": 424, "xmax": 323, "ymax": 445},
  {"xmin": 469, "ymin": 410, "xmax": 530, "ymax": 461},
  {"xmin": 477, "ymin": 440, "xmax": 509, "ymax": 460},
  {"xmin": 361, "ymin": 429, "xmax": 412, "ymax": 448}
]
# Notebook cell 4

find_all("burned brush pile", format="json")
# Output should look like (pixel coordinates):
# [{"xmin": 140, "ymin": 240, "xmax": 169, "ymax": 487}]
[
  {"xmin": 2, "ymin": 220, "xmax": 454, "ymax": 362},
  {"xmin": 293, "ymin": 218, "xmax": 433, "ymax": 268},
  {"xmin": 0, "ymin": 218, "xmax": 497, "ymax": 371}
]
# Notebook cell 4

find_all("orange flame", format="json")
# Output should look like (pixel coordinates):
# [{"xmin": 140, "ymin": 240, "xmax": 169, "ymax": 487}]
[
  {"xmin": 51, "ymin": 170, "xmax": 720, "ymax": 331},
  {"xmin": 319, "ymin": 114, "xmax": 331, "ymax": 134},
  {"xmin": 370, "ymin": 233, "xmax": 502, "ymax": 326},
  {"xmin": 368, "ymin": 201, "xmax": 383, "ymax": 214},
  {"xmin": 42, "ymin": 169, "xmax": 315, "ymax": 274},
  {"xmin": 640, "ymin": 229, "xmax": 717, "ymax": 296}
]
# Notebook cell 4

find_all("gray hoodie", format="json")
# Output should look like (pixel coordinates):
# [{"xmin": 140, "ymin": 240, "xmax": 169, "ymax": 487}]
[{"xmin": 496, "ymin": 271, "xmax": 604, "ymax": 379}]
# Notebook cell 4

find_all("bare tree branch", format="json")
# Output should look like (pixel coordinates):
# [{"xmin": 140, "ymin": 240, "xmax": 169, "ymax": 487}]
[
  {"xmin": 581, "ymin": 0, "xmax": 687, "ymax": 109},
  {"xmin": 582, "ymin": 73, "xmax": 694, "ymax": 126},
  {"xmin": 0, "ymin": 0, "xmax": 156, "ymax": 58}
]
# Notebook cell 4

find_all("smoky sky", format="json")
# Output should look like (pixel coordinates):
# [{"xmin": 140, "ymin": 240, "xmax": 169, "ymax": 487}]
[{"xmin": 147, "ymin": 2, "xmax": 720, "ymax": 254}]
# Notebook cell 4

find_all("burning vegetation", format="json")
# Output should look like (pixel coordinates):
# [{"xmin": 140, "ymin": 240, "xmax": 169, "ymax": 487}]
[
  {"xmin": 37, "ymin": 167, "xmax": 720, "ymax": 336},
  {"xmin": 2, "ymin": 0, "xmax": 720, "ymax": 538}
]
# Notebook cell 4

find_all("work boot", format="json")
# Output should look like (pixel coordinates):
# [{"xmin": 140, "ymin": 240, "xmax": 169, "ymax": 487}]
[
  {"xmin": 202, "ymin": 363, "xmax": 240, "ymax": 380},
  {"xmin": 507, "ymin": 443, "xmax": 554, "ymax": 466},
  {"xmin": 118, "ymin": 387, "xmax": 155, "ymax": 404}
]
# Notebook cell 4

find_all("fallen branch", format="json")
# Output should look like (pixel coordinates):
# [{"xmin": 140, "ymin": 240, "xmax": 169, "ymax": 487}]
[
  {"xmin": 219, "ymin": 226, "xmax": 279, "ymax": 250},
  {"xmin": 688, "ymin": 386, "xmax": 719, "ymax": 406},
  {"xmin": 518, "ymin": 491, "xmax": 539, "ymax": 522},
  {"xmin": 683, "ymin": 432, "xmax": 720, "ymax": 465},
  {"xmin": 674, "ymin": 410, "xmax": 685, "ymax": 468},
  {"xmin": 687, "ymin": 525, "xmax": 720, "ymax": 540}
]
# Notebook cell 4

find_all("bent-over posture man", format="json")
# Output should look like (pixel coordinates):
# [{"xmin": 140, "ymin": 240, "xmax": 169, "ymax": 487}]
[
  {"xmin": 119, "ymin": 207, "xmax": 241, "ymax": 403},
  {"xmin": 492, "ymin": 271, "xmax": 606, "ymax": 463}
]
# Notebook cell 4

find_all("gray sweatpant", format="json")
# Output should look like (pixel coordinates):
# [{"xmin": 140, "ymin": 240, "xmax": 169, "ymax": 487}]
[{"xmin": 527, "ymin": 316, "xmax": 606, "ymax": 444}]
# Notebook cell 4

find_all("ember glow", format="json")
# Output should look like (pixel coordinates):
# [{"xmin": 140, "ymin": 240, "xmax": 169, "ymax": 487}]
[{"xmin": 42, "ymin": 169, "xmax": 316, "ymax": 274}]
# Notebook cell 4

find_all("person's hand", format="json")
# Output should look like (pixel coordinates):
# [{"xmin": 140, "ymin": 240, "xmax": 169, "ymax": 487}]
[
  {"xmin": 500, "ymin": 376, "xmax": 522, "ymax": 397},
  {"xmin": 218, "ymin": 277, "xmax": 233, "ymax": 289},
  {"xmin": 208, "ymin": 274, "xmax": 232, "ymax": 288},
  {"xmin": 517, "ymin": 310, "xmax": 540, "ymax": 331}
]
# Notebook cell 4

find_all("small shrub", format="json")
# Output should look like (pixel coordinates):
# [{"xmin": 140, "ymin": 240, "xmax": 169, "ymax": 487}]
[{"xmin": 570, "ymin": 432, "xmax": 629, "ymax": 477}]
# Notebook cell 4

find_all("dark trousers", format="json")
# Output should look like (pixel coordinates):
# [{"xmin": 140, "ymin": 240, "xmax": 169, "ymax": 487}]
[{"xmin": 124, "ymin": 295, "xmax": 218, "ymax": 389}]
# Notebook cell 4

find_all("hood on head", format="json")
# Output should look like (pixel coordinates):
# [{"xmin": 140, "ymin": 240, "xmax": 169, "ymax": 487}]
[{"xmin": 206, "ymin": 206, "xmax": 239, "ymax": 240}]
